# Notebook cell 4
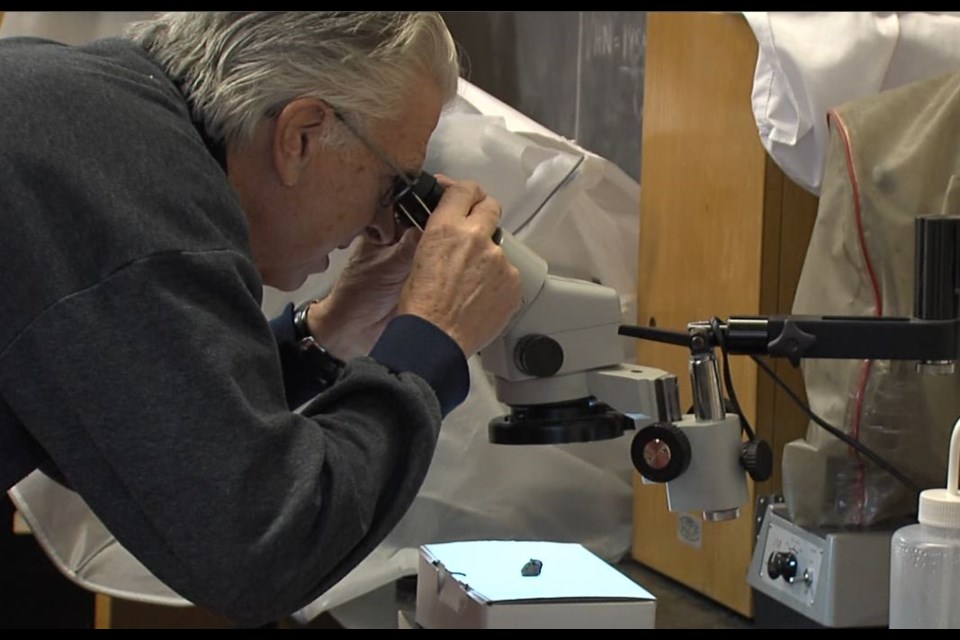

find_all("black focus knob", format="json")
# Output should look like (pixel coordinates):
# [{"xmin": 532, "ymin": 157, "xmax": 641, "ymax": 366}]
[
  {"xmin": 740, "ymin": 439, "xmax": 773, "ymax": 482},
  {"xmin": 767, "ymin": 551, "xmax": 798, "ymax": 582},
  {"xmin": 514, "ymin": 334, "xmax": 564, "ymax": 377},
  {"xmin": 630, "ymin": 423, "xmax": 692, "ymax": 483}
]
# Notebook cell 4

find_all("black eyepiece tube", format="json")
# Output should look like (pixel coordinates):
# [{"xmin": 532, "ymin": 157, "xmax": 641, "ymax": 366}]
[{"xmin": 394, "ymin": 171, "xmax": 445, "ymax": 231}]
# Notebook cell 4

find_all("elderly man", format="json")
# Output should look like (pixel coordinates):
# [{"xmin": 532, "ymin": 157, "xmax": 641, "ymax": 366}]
[{"xmin": 0, "ymin": 12, "xmax": 521, "ymax": 626}]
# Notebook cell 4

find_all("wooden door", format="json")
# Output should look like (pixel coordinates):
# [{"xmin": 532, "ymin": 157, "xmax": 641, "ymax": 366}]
[{"xmin": 632, "ymin": 11, "xmax": 817, "ymax": 617}]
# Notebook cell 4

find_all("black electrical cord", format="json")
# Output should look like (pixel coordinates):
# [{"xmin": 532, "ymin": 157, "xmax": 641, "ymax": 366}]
[
  {"xmin": 709, "ymin": 317, "xmax": 757, "ymax": 442},
  {"xmin": 619, "ymin": 322, "xmax": 757, "ymax": 441},
  {"xmin": 749, "ymin": 354, "xmax": 921, "ymax": 496}
]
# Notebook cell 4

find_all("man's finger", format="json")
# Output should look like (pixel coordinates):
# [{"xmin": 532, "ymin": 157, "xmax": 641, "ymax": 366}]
[
  {"xmin": 429, "ymin": 180, "xmax": 486, "ymax": 222},
  {"xmin": 464, "ymin": 196, "xmax": 502, "ymax": 239}
]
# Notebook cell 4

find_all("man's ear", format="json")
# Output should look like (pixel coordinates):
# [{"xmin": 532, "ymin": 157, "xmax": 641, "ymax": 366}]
[{"xmin": 272, "ymin": 97, "xmax": 333, "ymax": 186}]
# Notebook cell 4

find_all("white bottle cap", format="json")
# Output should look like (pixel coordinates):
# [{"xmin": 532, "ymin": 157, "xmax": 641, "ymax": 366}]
[
  {"xmin": 918, "ymin": 417, "xmax": 960, "ymax": 529},
  {"xmin": 918, "ymin": 489, "xmax": 960, "ymax": 528}
]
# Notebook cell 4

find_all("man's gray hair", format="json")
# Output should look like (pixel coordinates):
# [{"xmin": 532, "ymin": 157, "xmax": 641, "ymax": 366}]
[{"xmin": 125, "ymin": 12, "xmax": 461, "ymax": 147}]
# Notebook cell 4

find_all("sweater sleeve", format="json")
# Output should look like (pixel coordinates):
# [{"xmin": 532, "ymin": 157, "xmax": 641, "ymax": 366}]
[
  {"xmin": 270, "ymin": 305, "xmax": 470, "ymax": 415},
  {"xmin": 0, "ymin": 250, "xmax": 446, "ymax": 627}
]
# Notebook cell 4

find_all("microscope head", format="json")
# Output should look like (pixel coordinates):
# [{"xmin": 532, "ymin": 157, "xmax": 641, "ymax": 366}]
[
  {"xmin": 480, "ymin": 232, "xmax": 635, "ymax": 444},
  {"xmin": 483, "ymin": 275, "xmax": 633, "ymax": 444},
  {"xmin": 389, "ymin": 172, "xmax": 635, "ymax": 444}
]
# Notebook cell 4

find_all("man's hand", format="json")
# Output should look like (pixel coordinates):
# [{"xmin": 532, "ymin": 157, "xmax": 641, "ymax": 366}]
[
  {"xmin": 306, "ymin": 229, "xmax": 420, "ymax": 360},
  {"xmin": 398, "ymin": 175, "xmax": 522, "ymax": 357}
]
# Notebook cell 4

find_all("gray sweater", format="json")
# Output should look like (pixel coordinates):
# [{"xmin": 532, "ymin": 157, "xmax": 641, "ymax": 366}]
[{"xmin": 0, "ymin": 36, "xmax": 468, "ymax": 626}]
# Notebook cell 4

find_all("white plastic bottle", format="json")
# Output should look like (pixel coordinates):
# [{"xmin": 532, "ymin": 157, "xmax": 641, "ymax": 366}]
[{"xmin": 889, "ymin": 417, "xmax": 960, "ymax": 629}]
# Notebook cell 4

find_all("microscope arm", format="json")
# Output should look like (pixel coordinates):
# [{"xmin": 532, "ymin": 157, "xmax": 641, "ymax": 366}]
[
  {"xmin": 715, "ymin": 315, "xmax": 960, "ymax": 367},
  {"xmin": 621, "ymin": 215, "xmax": 960, "ymax": 520},
  {"xmin": 704, "ymin": 214, "xmax": 960, "ymax": 368}
]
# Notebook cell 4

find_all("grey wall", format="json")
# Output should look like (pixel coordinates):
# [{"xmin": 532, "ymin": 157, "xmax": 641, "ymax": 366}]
[{"xmin": 441, "ymin": 11, "xmax": 646, "ymax": 181}]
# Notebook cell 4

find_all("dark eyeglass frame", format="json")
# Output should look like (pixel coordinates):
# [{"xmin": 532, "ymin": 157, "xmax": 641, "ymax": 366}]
[{"xmin": 333, "ymin": 110, "xmax": 429, "ymax": 232}]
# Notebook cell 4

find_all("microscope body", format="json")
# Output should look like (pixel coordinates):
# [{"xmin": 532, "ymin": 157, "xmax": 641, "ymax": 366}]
[
  {"xmin": 402, "ymin": 171, "xmax": 878, "ymax": 522},
  {"xmin": 480, "ymin": 228, "xmax": 752, "ymax": 519}
]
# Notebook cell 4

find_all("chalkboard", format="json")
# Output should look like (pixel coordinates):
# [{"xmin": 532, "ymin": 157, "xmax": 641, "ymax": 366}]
[{"xmin": 441, "ymin": 11, "xmax": 646, "ymax": 181}]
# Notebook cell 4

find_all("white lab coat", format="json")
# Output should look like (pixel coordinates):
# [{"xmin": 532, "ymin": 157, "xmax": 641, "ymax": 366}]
[{"xmin": 743, "ymin": 11, "xmax": 960, "ymax": 195}]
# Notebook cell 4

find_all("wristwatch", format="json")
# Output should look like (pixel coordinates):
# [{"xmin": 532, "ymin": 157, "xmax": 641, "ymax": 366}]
[
  {"xmin": 293, "ymin": 299, "xmax": 345, "ymax": 387},
  {"xmin": 292, "ymin": 299, "xmax": 318, "ymax": 343}
]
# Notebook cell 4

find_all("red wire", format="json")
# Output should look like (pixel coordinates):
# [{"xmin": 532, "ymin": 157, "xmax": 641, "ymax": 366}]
[{"xmin": 829, "ymin": 110, "xmax": 884, "ymax": 526}]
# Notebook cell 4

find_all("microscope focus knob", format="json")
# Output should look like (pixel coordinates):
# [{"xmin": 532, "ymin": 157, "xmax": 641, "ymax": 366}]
[
  {"xmin": 740, "ymin": 439, "xmax": 773, "ymax": 482},
  {"xmin": 630, "ymin": 423, "xmax": 692, "ymax": 483},
  {"xmin": 514, "ymin": 334, "xmax": 564, "ymax": 377}
]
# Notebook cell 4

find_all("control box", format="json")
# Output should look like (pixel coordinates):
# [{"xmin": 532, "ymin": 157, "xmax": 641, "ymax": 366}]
[{"xmin": 748, "ymin": 502, "xmax": 893, "ymax": 627}]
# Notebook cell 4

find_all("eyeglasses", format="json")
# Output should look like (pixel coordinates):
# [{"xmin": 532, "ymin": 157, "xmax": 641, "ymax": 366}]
[{"xmin": 333, "ymin": 110, "xmax": 430, "ymax": 232}]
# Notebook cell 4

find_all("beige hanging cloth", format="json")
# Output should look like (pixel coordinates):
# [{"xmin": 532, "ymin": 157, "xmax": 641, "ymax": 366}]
[{"xmin": 785, "ymin": 68, "xmax": 960, "ymax": 528}]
